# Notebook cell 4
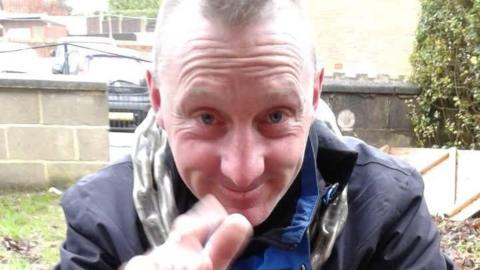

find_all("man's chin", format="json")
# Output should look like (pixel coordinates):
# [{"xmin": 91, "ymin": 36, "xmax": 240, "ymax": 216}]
[{"xmin": 225, "ymin": 206, "xmax": 271, "ymax": 227}]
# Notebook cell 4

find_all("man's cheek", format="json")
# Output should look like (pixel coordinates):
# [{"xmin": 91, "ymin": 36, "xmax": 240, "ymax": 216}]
[
  {"xmin": 174, "ymin": 142, "xmax": 220, "ymax": 179},
  {"xmin": 269, "ymin": 140, "xmax": 306, "ymax": 177}
]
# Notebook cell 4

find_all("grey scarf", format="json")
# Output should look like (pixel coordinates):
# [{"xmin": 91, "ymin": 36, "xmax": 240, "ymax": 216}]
[{"xmin": 131, "ymin": 109, "xmax": 177, "ymax": 246}]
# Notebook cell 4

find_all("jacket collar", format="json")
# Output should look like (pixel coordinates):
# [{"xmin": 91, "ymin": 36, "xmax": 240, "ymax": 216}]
[{"xmin": 310, "ymin": 120, "xmax": 358, "ymax": 193}]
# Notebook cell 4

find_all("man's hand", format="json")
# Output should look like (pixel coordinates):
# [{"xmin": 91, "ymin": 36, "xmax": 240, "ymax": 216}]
[{"xmin": 123, "ymin": 195, "xmax": 253, "ymax": 270}]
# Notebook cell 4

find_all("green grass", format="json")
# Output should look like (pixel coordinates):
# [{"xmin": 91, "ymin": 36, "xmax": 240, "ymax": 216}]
[
  {"xmin": 0, "ymin": 192, "xmax": 65, "ymax": 270},
  {"xmin": 0, "ymin": 192, "xmax": 478, "ymax": 269}
]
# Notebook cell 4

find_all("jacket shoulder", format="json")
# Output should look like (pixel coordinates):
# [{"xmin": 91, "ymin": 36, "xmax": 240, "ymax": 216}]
[
  {"xmin": 341, "ymin": 137, "xmax": 425, "ymax": 241},
  {"xmin": 342, "ymin": 136, "xmax": 424, "ymax": 203},
  {"xmin": 59, "ymin": 156, "xmax": 147, "ymax": 267},
  {"xmin": 324, "ymin": 137, "xmax": 454, "ymax": 270},
  {"xmin": 62, "ymin": 157, "xmax": 135, "ymax": 224}
]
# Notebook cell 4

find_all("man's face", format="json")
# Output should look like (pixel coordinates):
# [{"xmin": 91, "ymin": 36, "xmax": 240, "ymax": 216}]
[{"xmin": 148, "ymin": 8, "xmax": 321, "ymax": 226}]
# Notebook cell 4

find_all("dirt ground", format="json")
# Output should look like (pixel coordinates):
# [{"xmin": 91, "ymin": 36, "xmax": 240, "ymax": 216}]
[
  {"xmin": 1, "ymin": 191, "xmax": 478, "ymax": 269},
  {"xmin": 2, "ymin": 219, "xmax": 479, "ymax": 269},
  {"xmin": 435, "ymin": 216, "xmax": 480, "ymax": 269}
]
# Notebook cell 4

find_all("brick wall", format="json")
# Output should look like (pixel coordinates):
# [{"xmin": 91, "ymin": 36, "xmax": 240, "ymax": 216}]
[
  {"xmin": 306, "ymin": 0, "xmax": 421, "ymax": 78},
  {"xmin": 0, "ymin": 75, "xmax": 109, "ymax": 190}
]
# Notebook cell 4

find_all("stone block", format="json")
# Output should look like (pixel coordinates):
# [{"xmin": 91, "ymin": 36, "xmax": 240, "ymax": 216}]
[
  {"xmin": 42, "ymin": 91, "xmax": 108, "ymax": 126},
  {"xmin": 0, "ymin": 162, "xmax": 47, "ymax": 190},
  {"xmin": 325, "ymin": 93, "xmax": 390, "ymax": 130},
  {"xmin": 345, "ymin": 128, "xmax": 414, "ymax": 147},
  {"xmin": 0, "ymin": 90, "xmax": 40, "ymax": 124},
  {"xmin": 47, "ymin": 162, "xmax": 107, "ymax": 188},
  {"xmin": 387, "ymin": 96, "xmax": 413, "ymax": 130},
  {"xmin": 76, "ymin": 128, "xmax": 110, "ymax": 161},
  {"xmin": 0, "ymin": 75, "xmax": 106, "ymax": 92},
  {"xmin": 0, "ymin": 129, "xmax": 6, "ymax": 159},
  {"xmin": 8, "ymin": 127, "xmax": 75, "ymax": 161}
]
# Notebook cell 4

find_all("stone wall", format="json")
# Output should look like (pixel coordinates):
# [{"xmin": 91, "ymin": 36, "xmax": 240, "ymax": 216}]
[
  {"xmin": 0, "ymin": 75, "xmax": 109, "ymax": 190},
  {"xmin": 322, "ymin": 78, "xmax": 419, "ymax": 147}
]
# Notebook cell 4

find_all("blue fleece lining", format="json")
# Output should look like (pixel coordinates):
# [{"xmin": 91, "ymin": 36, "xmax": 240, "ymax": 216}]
[
  {"xmin": 230, "ymin": 139, "xmax": 319, "ymax": 270},
  {"xmin": 231, "ymin": 232, "xmax": 313, "ymax": 270}
]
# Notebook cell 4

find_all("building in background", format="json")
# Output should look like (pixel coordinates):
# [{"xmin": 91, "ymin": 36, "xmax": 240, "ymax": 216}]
[
  {"xmin": 86, "ymin": 14, "xmax": 155, "ymax": 36},
  {"xmin": 306, "ymin": 0, "xmax": 420, "ymax": 79},
  {"xmin": 0, "ymin": 15, "xmax": 67, "ymax": 42},
  {"xmin": 0, "ymin": 0, "xmax": 72, "ymax": 42},
  {"xmin": 0, "ymin": 0, "xmax": 422, "ymax": 79},
  {"xmin": 0, "ymin": 0, "xmax": 70, "ymax": 15}
]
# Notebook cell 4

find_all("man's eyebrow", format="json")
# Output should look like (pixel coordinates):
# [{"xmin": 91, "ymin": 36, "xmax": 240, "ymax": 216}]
[
  {"xmin": 265, "ymin": 88, "xmax": 301, "ymax": 100},
  {"xmin": 182, "ymin": 87, "xmax": 222, "ymax": 100},
  {"xmin": 177, "ymin": 88, "xmax": 224, "ymax": 108},
  {"xmin": 183, "ymin": 88, "xmax": 215, "ymax": 99},
  {"xmin": 177, "ymin": 87, "xmax": 305, "ymax": 111},
  {"xmin": 262, "ymin": 88, "xmax": 305, "ymax": 110}
]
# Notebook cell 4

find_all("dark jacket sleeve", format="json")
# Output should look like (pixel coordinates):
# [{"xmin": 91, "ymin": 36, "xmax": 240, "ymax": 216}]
[
  {"xmin": 55, "ymin": 159, "xmax": 148, "ymax": 270},
  {"xmin": 55, "ymin": 188, "xmax": 121, "ymax": 270},
  {"xmin": 368, "ymin": 169, "xmax": 456, "ymax": 270},
  {"xmin": 322, "ymin": 139, "xmax": 457, "ymax": 270}
]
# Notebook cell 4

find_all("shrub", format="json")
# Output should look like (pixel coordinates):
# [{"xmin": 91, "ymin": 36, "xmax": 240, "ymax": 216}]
[{"xmin": 410, "ymin": 0, "xmax": 480, "ymax": 149}]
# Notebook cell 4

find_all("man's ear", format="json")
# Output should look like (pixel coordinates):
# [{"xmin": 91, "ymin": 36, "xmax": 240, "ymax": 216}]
[
  {"xmin": 312, "ymin": 66, "xmax": 324, "ymax": 111},
  {"xmin": 146, "ymin": 69, "xmax": 161, "ymax": 112},
  {"xmin": 146, "ymin": 69, "xmax": 165, "ymax": 128}
]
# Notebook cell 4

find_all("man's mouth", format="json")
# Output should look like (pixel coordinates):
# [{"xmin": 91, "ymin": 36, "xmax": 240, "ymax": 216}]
[{"xmin": 218, "ymin": 184, "xmax": 264, "ymax": 209}]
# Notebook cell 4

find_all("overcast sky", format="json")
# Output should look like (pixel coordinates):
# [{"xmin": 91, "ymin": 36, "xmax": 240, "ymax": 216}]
[{"xmin": 65, "ymin": 0, "xmax": 108, "ymax": 14}]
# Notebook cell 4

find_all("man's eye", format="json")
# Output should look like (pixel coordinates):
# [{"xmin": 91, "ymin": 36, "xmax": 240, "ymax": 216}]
[
  {"xmin": 268, "ymin": 111, "xmax": 284, "ymax": 124},
  {"xmin": 200, "ymin": 113, "xmax": 215, "ymax": 125}
]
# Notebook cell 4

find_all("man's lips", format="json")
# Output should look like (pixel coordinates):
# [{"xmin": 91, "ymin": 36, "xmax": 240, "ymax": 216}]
[{"xmin": 218, "ymin": 184, "xmax": 264, "ymax": 209}]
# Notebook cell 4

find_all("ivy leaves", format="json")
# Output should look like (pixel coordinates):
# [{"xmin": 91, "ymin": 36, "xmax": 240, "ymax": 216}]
[{"xmin": 410, "ymin": 0, "xmax": 480, "ymax": 149}]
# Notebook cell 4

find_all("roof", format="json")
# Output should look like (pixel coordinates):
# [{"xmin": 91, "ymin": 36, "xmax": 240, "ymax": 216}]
[{"xmin": 0, "ymin": 13, "xmax": 66, "ymax": 27}]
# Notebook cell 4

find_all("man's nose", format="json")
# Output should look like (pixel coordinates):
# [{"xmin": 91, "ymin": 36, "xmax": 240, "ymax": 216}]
[{"xmin": 220, "ymin": 128, "xmax": 265, "ymax": 190}]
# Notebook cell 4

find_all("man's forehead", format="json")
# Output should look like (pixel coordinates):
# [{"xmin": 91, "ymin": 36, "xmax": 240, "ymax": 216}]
[{"xmin": 159, "ymin": 2, "xmax": 312, "ymax": 62}]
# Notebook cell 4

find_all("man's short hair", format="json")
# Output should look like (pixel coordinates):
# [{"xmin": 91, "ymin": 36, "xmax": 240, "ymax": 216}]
[
  {"xmin": 152, "ymin": 0, "xmax": 312, "ymax": 79},
  {"xmin": 156, "ymin": 0, "xmax": 303, "ymax": 34},
  {"xmin": 202, "ymin": 0, "xmax": 272, "ymax": 25}
]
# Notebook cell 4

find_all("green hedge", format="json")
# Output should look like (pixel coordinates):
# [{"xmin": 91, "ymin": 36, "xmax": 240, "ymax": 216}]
[
  {"xmin": 108, "ymin": 0, "xmax": 160, "ymax": 18},
  {"xmin": 410, "ymin": 0, "xmax": 480, "ymax": 149}
]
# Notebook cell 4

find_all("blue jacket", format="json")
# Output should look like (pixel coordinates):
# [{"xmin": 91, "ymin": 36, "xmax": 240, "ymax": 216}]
[{"xmin": 56, "ymin": 122, "xmax": 455, "ymax": 269}]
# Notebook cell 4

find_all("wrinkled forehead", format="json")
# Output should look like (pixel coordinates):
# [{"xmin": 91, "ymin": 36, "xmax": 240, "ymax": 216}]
[{"xmin": 157, "ymin": 2, "xmax": 314, "ymax": 73}]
